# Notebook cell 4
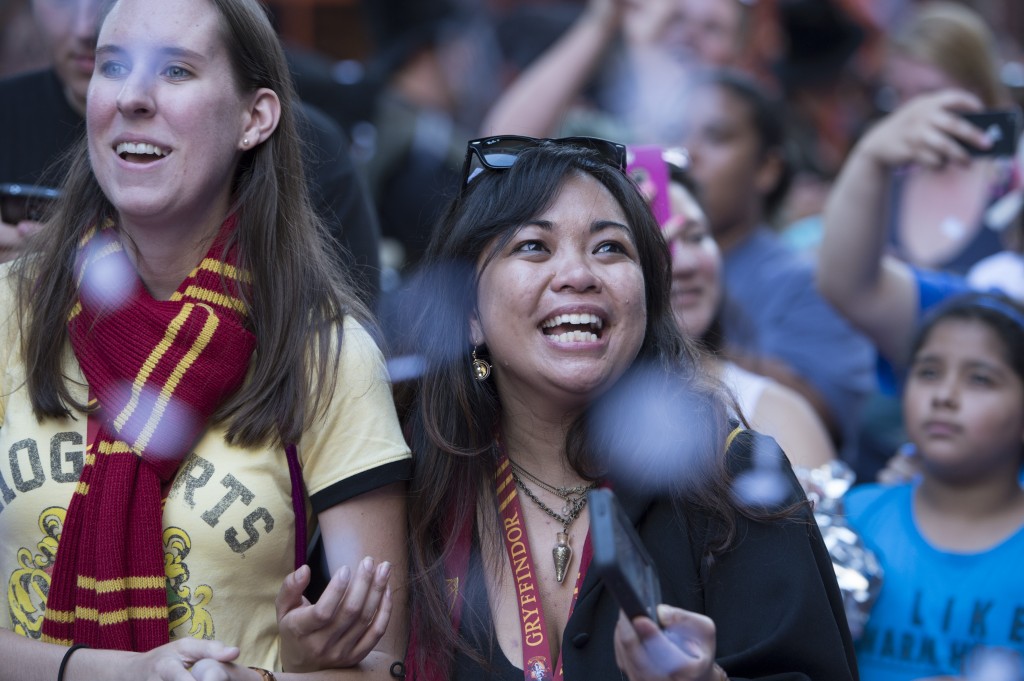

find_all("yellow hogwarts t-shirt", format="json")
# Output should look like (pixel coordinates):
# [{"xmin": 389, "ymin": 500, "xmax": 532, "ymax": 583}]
[{"xmin": 0, "ymin": 271, "xmax": 410, "ymax": 670}]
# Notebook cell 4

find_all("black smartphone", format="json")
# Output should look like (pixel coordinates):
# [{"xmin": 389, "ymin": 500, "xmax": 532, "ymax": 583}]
[
  {"xmin": 959, "ymin": 110, "xmax": 1020, "ymax": 157},
  {"xmin": 589, "ymin": 488, "xmax": 662, "ymax": 623},
  {"xmin": 0, "ymin": 183, "xmax": 60, "ymax": 224}
]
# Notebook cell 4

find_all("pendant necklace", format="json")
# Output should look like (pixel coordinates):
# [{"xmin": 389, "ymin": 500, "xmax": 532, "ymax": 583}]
[{"xmin": 508, "ymin": 458, "xmax": 598, "ymax": 583}]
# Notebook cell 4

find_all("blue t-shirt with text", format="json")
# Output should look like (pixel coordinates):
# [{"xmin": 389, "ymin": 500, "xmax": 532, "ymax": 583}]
[{"xmin": 845, "ymin": 483, "xmax": 1024, "ymax": 680}]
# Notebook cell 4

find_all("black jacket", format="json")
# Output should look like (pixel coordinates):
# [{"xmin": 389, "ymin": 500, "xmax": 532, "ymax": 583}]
[{"xmin": 453, "ymin": 429, "xmax": 859, "ymax": 680}]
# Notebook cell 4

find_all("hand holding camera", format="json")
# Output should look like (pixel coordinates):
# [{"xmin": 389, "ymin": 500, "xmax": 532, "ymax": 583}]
[
  {"xmin": 857, "ymin": 90, "xmax": 1016, "ymax": 171},
  {"xmin": 0, "ymin": 183, "xmax": 59, "ymax": 262}
]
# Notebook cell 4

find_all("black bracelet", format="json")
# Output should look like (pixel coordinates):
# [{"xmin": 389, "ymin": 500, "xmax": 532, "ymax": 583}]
[{"xmin": 57, "ymin": 643, "xmax": 89, "ymax": 681}]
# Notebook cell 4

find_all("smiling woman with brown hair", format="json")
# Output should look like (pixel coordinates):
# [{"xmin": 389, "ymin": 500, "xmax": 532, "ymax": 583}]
[{"xmin": 0, "ymin": 0, "xmax": 410, "ymax": 679}]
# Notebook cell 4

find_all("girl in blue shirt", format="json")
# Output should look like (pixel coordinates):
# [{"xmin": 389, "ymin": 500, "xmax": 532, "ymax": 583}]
[{"xmin": 845, "ymin": 292, "xmax": 1024, "ymax": 680}]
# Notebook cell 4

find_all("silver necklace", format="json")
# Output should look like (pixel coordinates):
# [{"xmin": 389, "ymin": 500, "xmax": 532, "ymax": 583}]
[{"xmin": 508, "ymin": 459, "xmax": 598, "ymax": 583}]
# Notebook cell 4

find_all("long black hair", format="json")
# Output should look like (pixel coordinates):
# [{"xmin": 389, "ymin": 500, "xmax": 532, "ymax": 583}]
[{"xmin": 402, "ymin": 141, "xmax": 756, "ymax": 677}]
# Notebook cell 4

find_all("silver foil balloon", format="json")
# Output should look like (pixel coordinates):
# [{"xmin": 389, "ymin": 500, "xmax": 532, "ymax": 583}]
[{"xmin": 794, "ymin": 460, "xmax": 884, "ymax": 640}]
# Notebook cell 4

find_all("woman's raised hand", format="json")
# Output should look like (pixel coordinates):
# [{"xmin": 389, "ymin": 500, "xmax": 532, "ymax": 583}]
[
  {"xmin": 857, "ymin": 90, "xmax": 991, "ymax": 171},
  {"xmin": 613, "ymin": 606, "xmax": 726, "ymax": 681},
  {"xmin": 274, "ymin": 559, "xmax": 393, "ymax": 672}
]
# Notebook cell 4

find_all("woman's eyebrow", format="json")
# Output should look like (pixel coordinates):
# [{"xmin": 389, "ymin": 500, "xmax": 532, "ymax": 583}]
[
  {"xmin": 591, "ymin": 220, "xmax": 630, "ymax": 235},
  {"xmin": 95, "ymin": 45, "xmax": 124, "ymax": 59},
  {"xmin": 521, "ymin": 220, "xmax": 553, "ymax": 231},
  {"xmin": 95, "ymin": 44, "xmax": 208, "ymax": 63},
  {"xmin": 519, "ymin": 219, "xmax": 630, "ymax": 235}
]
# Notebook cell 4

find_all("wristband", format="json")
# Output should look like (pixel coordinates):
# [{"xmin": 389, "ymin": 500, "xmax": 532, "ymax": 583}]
[
  {"xmin": 57, "ymin": 643, "xmax": 89, "ymax": 681},
  {"xmin": 248, "ymin": 667, "xmax": 277, "ymax": 681}
]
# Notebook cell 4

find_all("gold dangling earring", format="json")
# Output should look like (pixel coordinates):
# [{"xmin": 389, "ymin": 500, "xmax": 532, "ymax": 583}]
[{"xmin": 471, "ymin": 346, "xmax": 491, "ymax": 381}]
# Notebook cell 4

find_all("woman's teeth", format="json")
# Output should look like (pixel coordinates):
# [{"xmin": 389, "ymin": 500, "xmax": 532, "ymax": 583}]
[
  {"xmin": 116, "ymin": 142, "xmax": 169, "ymax": 159},
  {"xmin": 541, "ymin": 312, "xmax": 603, "ymax": 342},
  {"xmin": 541, "ymin": 313, "xmax": 604, "ymax": 330},
  {"xmin": 549, "ymin": 330, "xmax": 599, "ymax": 343}
]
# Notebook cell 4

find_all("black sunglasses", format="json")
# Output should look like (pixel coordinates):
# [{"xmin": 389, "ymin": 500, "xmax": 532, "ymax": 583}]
[{"xmin": 461, "ymin": 135, "xmax": 628, "ymax": 187}]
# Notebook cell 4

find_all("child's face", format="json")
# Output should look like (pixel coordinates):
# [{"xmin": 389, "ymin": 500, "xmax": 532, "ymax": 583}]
[{"xmin": 903, "ymin": 318, "xmax": 1024, "ymax": 482}]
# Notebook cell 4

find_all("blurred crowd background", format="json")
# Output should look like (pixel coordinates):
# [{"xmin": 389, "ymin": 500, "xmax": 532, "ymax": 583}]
[
  {"xmin": 2, "ymin": 0, "xmax": 1023, "ymax": 484},
  {"xmin": 6, "ymin": 0, "xmax": 1018, "ymax": 273}
]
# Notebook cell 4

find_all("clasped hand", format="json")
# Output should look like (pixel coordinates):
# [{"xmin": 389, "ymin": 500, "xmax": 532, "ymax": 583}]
[{"xmin": 125, "ymin": 557, "xmax": 393, "ymax": 680}]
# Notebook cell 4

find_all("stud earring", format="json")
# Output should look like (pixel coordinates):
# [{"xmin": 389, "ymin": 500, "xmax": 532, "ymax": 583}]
[
  {"xmin": 242, "ymin": 137, "xmax": 249, "ymax": 148},
  {"xmin": 471, "ymin": 346, "xmax": 491, "ymax": 382}
]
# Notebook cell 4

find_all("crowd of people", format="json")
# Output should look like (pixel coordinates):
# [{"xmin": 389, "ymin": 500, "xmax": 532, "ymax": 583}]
[{"xmin": 0, "ymin": 0, "xmax": 1022, "ymax": 680}]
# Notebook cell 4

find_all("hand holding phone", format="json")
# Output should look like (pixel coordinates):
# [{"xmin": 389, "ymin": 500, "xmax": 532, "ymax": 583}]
[
  {"xmin": 613, "ymin": 606, "xmax": 722, "ymax": 680},
  {"xmin": 958, "ymin": 110, "xmax": 1021, "ymax": 157},
  {"xmin": 589, "ymin": 488, "xmax": 661, "ymax": 623},
  {"xmin": 592, "ymin": 489, "xmax": 724, "ymax": 678},
  {"xmin": 0, "ymin": 183, "xmax": 60, "ymax": 225}
]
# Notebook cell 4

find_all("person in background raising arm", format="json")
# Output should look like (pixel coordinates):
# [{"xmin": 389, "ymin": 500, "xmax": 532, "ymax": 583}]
[{"xmin": 817, "ymin": 89, "xmax": 997, "ymax": 371}]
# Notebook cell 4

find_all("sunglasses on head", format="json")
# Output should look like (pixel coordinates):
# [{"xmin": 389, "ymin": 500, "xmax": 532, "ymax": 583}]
[{"xmin": 461, "ymin": 135, "xmax": 628, "ymax": 187}]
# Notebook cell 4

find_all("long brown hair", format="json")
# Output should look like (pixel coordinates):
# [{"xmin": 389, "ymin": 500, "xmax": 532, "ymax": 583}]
[
  {"xmin": 402, "ymin": 142, "xmax": 753, "ymax": 677},
  {"xmin": 13, "ymin": 0, "xmax": 369, "ymax": 447}
]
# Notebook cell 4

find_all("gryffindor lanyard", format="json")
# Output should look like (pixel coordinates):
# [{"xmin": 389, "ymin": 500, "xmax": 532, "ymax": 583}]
[{"xmin": 494, "ymin": 450, "xmax": 593, "ymax": 681}]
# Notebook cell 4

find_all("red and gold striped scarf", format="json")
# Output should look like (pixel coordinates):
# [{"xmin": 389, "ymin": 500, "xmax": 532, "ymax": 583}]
[{"xmin": 41, "ymin": 216, "xmax": 256, "ymax": 651}]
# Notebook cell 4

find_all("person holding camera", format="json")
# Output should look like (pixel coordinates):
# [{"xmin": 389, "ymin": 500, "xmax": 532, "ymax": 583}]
[
  {"xmin": 817, "ymin": 88, "xmax": 1012, "ymax": 376},
  {"xmin": 878, "ymin": 1, "xmax": 1015, "ymax": 277},
  {"xmin": 398, "ymin": 136, "xmax": 856, "ymax": 680}
]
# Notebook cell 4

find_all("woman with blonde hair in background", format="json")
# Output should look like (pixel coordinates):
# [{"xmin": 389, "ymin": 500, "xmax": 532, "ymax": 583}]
[{"xmin": 881, "ymin": 1, "xmax": 1017, "ymax": 276}]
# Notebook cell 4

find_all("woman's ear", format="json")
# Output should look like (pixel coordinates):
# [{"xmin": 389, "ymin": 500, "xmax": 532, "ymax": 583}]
[
  {"xmin": 239, "ymin": 88, "xmax": 281, "ymax": 150},
  {"xmin": 469, "ymin": 312, "xmax": 485, "ymax": 347},
  {"xmin": 753, "ymin": 148, "xmax": 784, "ymax": 198}
]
